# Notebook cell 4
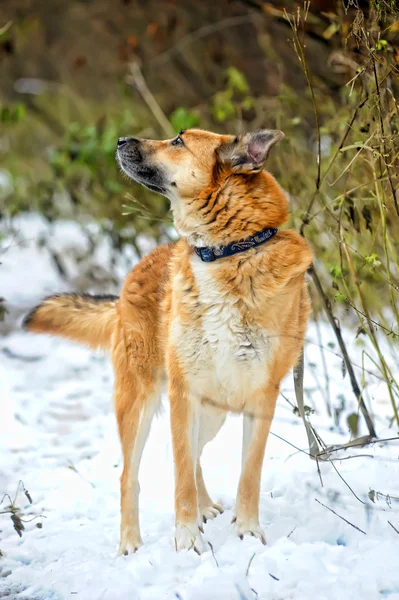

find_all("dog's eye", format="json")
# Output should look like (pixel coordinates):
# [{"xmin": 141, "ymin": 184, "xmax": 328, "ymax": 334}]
[{"xmin": 171, "ymin": 136, "xmax": 184, "ymax": 147}]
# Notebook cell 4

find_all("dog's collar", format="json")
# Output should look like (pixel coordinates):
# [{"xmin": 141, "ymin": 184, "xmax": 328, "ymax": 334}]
[{"xmin": 193, "ymin": 227, "xmax": 278, "ymax": 263}]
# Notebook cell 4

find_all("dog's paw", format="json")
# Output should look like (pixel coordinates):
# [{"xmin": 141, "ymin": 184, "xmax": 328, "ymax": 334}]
[
  {"xmin": 118, "ymin": 535, "xmax": 143, "ymax": 556},
  {"xmin": 200, "ymin": 502, "xmax": 224, "ymax": 523},
  {"xmin": 232, "ymin": 517, "xmax": 266, "ymax": 545},
  {"xmin": 175, "ymin": 523, "xmax": 205, "ymax": 554}
]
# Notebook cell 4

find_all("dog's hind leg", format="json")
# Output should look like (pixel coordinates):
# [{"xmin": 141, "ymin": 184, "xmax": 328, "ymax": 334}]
[
  {"xmin": 113, "ymin": 350, "xmax": 161, "ymax": 556},
  {"xmin": 196, "ymin": 407, "xmax": 226, "ymax": 523}
]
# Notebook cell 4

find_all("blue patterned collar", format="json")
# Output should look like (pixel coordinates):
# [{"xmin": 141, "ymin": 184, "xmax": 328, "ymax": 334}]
[{"xmin": 193, "ymin": 227, "xmax": 278, "ymax": 263}]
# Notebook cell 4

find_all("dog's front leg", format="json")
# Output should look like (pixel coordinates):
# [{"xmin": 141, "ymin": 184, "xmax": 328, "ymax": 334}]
[
  {"xmin": 233, "ymin": 383, "xmax": 279, "ymax": 545},
  {"xmin": 168, "ymin": 350, "xmax": 204, "ymax": 554}
]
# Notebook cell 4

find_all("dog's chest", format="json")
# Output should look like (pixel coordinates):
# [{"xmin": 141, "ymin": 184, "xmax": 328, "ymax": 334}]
[
  {"xmin": 171, "ymin": 259, "xmax": 274, "ymax": 401},
  {"xmin": 196, "ymin": 281, "xmax": 261, "ymax": 362}
]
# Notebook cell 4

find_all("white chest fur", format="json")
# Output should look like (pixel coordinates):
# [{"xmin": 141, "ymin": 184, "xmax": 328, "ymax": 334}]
[{"xmin": 170, "ymin": 258, "xmax": 276, "ymax": 409}]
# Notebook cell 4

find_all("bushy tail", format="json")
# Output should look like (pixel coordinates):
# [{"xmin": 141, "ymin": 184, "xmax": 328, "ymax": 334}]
[{"xmin": 23, "ymin": 293, "xmax": 118, "ymax": 350}]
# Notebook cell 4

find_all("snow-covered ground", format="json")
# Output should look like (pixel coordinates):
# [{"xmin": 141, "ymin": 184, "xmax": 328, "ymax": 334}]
[{"xmin": 1, "ymin": 215, "xmax": 399, "ymax": 600}]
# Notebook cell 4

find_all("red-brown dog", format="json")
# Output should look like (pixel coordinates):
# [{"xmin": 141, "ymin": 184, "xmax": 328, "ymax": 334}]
[{"xmin": 25, "ymin": 128, "xmax": 312, "ymax": 555}]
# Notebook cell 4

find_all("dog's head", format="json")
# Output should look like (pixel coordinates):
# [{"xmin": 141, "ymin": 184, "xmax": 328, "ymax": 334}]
[{"xmin": 117, "ymin": 128, "xmax": 288, "ymax": 246}]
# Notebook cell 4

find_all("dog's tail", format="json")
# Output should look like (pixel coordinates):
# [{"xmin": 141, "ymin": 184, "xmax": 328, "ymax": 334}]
[{"xmin": 23, "ymin": 293, "xmax": 118, "ymax": 350}]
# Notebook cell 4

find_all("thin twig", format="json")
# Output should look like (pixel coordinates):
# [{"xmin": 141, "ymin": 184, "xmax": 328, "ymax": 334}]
[
  {"xmin": 246, "ymin": 552, "xmax": 256, "ymax": 577},
  {"xmin": 208, "ymin": 542, "xmax": 219, "ymax": 567},
  {"xmin": 269, "ymin": 431, "xmax": 313, "ymax": 457},
  {"xmin": 328, "ymin": 457, "xmax": 365, "ymax": 504},
  {"xmin": 315, "ymin": 499, "xmax": 366, "ymax": 534},
  {"xmin": 372, "ymin": 57, "xmax": 399, "ymax": 217},
  {"xmin": 342, "ymin": 298, "xmax": 398, "ymax": 338},
  {"xmin": 314, "ymin": 316, "xmax": 332, "ymax": 416},
  {"xmin": 0, "ymin": 21, "xmax": 13, "ymax": 36},
  {"xmin": 126, "ymin": 63, "xmax": 175, "ymax": 137},
  {"xmin": 301, "ymin": 64, "xmax": 396, "ymax": 234},
  {"xmin": 309, "ymin": 265, "xmax": 376, "ymax": 438},
  {"xmin": 388, "ymin": 521, "xmax": 399, "ymax": 535},
  {"xmin": 329, "ymin": 454, "xmax": 373, "ymax": 461},
  {"xmin": 316, "ymin": 436, "xmax": 399, "ymax": 457},
  {"xmin": 342, "ymin": 240, "xmax": 399, "ymax": 426},
  {"xmin": 294, "ymin": 351, "xmax": 321, "ymax": 457}
]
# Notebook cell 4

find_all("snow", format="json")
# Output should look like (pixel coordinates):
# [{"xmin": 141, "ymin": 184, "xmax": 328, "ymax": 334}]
[{"xmin": 1, "ymin": 215, "xmax": 399, "ymax": 600}]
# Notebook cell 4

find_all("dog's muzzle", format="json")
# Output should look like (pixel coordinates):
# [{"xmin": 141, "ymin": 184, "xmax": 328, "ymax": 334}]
[{"xmin": 116, "ymin": 138, "xmax": 167, "ymax": 196}]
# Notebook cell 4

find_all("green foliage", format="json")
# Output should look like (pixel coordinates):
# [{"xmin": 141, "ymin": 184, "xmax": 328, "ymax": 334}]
[
  {"xmin": 212, "ymin": 67, "xmax": 253, "ymax": 123},
  {"xmin": 212, "ymin": 89, "xmax": 236, "ymax": 123},
  {"xmin": 226, "ymin": 67, "xmax": 250, "ymax": 95},
  {"xmin": 329, "ymin": 265, "xmax": 342, "ymax": 279},
  {"xmin": 334, "ymin": 293, "xmax": 346, "ymax": 304},
  {"xmin": 170, "ymin": 107, "xmax": 200, "ymax": 132},
  {"xmin": 0, "ymin": 102, "xmax": 171, "ymax": 243},
  {"xmin": 48, "ymin": 120, "xmax": 120, "ymax": 174},
  {"xmin": 373, "ymin": 0, "xmax": 398, "ymax": 16},
  {"xmin": 0, "ymin": 103, "xmax": 26, "ymax": 124},
  {"xmin": 293, "ymin": 404, "xmax": 314, "ymax": 417},
  {"xmin": 374, "ymin": 38, "xmax": 388, "ymax": 51},
  {"xmin": 365, "ymin": 254, "xmax": 382, "ymax": 270},
  {"xmin": 347, "ymin": 413, "xmax": 359, "ymax": 437}
]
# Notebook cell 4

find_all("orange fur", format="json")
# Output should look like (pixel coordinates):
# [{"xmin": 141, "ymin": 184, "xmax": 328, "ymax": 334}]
[
  {"xmin": 25, "ymin": 128, "xmax": 313, "ymax": 555},
  {"xmin": 24, "ymin": 294, "xmax": 118, "ymax": 350}
]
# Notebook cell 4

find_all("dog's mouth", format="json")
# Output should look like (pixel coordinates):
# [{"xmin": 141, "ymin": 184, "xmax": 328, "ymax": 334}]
[
  {"xmin": 145, "ymin": 182, "xmax": 165, "ymax": 194},
  {"xmin": 116, "ymin": 139, "xmax": 167, "ymax": 196}
]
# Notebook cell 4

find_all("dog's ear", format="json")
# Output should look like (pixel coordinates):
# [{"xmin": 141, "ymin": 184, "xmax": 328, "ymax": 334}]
[{"xmin": 218, "ymin": 130, "xmax": 284, "ymax": 173}]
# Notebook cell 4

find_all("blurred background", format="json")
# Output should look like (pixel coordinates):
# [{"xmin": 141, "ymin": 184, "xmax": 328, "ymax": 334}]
[{"xmin": 0, "ymin": 1, "xmax": 398, "ymax": 431}]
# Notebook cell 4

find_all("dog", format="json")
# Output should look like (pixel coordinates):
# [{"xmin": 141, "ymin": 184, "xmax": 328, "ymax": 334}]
[{"xmin": 24, "ymin": 128, "xmax": 313, "ymax": 555}]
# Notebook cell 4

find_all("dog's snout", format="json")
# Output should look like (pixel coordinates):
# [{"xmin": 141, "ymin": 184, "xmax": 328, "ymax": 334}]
[{"xmin": 117, "ymin": 137, "xmax": 129, "ymax": 149}]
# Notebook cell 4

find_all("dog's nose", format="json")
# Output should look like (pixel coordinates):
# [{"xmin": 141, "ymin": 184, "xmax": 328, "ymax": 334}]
[{"xmin": 117, "ymin": 137, "xmax": 129, "ymax": 148}]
